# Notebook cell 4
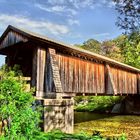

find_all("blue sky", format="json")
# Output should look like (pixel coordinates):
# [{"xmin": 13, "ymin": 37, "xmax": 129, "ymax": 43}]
[{"xmin": 0, "ymin": 0, "xmax": 123, "ymax": 66}]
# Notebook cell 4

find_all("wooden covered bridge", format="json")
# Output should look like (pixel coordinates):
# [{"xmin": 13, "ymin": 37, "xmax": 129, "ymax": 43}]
[{"xmin": 0, "ymin": 25, "xmax": 140, "ymax": 133}]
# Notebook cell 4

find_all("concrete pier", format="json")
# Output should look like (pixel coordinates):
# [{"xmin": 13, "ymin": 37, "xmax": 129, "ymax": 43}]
[{"xmin": 43, "ymin": 99, "xmax": 74, "ymax": 133}]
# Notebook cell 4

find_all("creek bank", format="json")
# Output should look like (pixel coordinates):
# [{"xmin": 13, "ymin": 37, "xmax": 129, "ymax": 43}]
[{"xmin": 75, "ymin": 95, "xmax": 140, "ymax": 115}]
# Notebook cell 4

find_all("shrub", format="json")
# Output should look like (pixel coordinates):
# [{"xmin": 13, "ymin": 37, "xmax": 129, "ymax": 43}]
[{"xmin": 0, "ymin": 65, "xmax": 41, "ymax": 139}]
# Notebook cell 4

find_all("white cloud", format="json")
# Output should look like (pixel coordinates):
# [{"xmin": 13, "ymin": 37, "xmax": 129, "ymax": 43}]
[
  {"xmin": 35, "ymin": 0, "xmax": 115, "ymax": 18},
  {"xmin": 101, "ymin": 0, "xmax": 116, "ymax": 8},
  {"xmin": 35, "ymin": 4, "xmax": 65, "ymax": 13},
  {"xmin": 68, "ymin": 19, "xmax": 79, "ymax": 25},
  {"xmin": 57, "ymin": 0, "xmax": 95, "ymax": 9},
  {"xmin": 0, "ymin": 14, "xmax": 69, "ymax": 35},
  {"xmin": 47, "ymin": 0, "xmax": 66, "ymax": 5},
  {"xmin": 51, "ymin": 5, "xmax": 65, "ymax": 12},
  {"xmin": 35, "ymin": 3, "xmax": 77, "ymax": 16},
  {"xmin": 34, "ymin": 0, "xmax": 95, "ymax": 17}
]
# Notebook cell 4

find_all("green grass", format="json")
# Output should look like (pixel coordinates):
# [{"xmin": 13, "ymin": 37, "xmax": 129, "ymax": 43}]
[
  {"xmin": 33, "ymin": 130, "xmax": 126, "ymax": 140},
  {"xmin": 0, "ymin": 129, "xmax": 126, "ymax": 140},
  {"xmin": 75, "ymin": 96, "xmax": 123, "ymax": 112}
]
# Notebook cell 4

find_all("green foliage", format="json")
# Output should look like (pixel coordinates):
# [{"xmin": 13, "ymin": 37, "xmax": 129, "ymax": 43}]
[
  {"xmin": 113, "ymin": 35, "xmax": 127, "ymax": 48},
  {"xmin": 75, "ymin": 39, "xmax": 101, "ymax": 54},
  {"xmin": 101, "ymin": 40, "xmax": 124, "ymax": 62},
  {"xmin": 34, "ymin": 130, "xmax": 106, "ymax": 140},
  {"xmin": 33, "ymin": 130, "xmax": 126, "ymax": 140},
  {"xmin": 0, "ymin": 65, "xmax": 41, "ymax": 139},
  {"xmin": 82, "ymin": 39, "xmax": 101, "ymax": 53},
  {"xmin": 118, "ymin": 32, "xmax": 140, "ymax": 68},
  {"xmin": 75, "ymin": 96, "xmax": 123, "ymax": 112},
  {"xmin": 114, "ymin": 0, "xmax": 140, "ymax": 67},
  {"xmin": 75, "ymin": 37, "xmax": 125, "ymax": 62},
  {"xmin": 75, "ymin": 32, "xmax": 140, "ymax": 69}
]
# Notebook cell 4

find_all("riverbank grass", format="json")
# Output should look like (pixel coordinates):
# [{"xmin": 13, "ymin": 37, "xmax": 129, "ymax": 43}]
[{"xmin": 75, "ymin": 96, "xmax": 123, "ymax": 112}]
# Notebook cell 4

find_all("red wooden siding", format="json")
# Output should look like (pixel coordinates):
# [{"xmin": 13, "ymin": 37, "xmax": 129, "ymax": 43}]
[
  {"xmin": 110, "ymin": 67, "xmax": 137, "ymax": 94},
  {"xmin": 56, "ymin": 54, "xmax": 105, "ymax": 94},
  {"xmin": 56, "ymin": 53, "xmax": 138, "ymax": 95}
]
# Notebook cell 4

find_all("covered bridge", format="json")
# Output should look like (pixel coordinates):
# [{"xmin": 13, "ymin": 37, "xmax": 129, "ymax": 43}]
[{"xmin": 0, "ymin": 25, "xmax": 140, "ymax": 133}]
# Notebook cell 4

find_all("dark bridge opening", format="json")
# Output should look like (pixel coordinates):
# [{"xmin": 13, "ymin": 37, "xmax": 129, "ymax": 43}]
[
  {"xmin": 0, "ymin": 42, "xmax": 34, "ymax": 92},
  {"xmin": 2, "ymin": 42, "xmax": 33, "ymax": 77}
]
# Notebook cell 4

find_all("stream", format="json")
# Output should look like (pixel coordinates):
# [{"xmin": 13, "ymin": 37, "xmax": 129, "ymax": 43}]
[{"xmin": 74, "ymin": 112, "xmax": 140, "ymax": 140}]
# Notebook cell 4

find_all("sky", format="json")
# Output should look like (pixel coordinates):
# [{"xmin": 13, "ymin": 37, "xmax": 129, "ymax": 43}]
[{"xmin": 0, "ymin": 0, "xmax": 123, "ymax": 66}]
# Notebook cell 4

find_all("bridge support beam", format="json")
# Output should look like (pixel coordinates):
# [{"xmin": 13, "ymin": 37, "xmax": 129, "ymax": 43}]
[
  {"xmin": 43, "ymin": 98, "xmax": 74, "ymax": 133},
  {"xmin": 47, "ymin": 48, "xmax": 63, "ymax": 98},
  {"xmin": 106, "ymin": 64, "xmax": 117, "ymax": 95},
  {"xmin": 32, "ymin": 47, "xmax": 46, "ymax": 97}
]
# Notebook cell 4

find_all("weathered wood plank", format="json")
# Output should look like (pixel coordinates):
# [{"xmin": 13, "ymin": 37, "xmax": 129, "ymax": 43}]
[
  {"xmin": 130, "ymin": 73, "xmax": 133, "ymax": 93},
  {"xmin": 56, "ymin": 54, "xmax": 105, "ymax": 94},
  {"xmin": 118, "ymin": 70, "xmax": 122, "ymax": 93},
  {"xmin": 55, "ymin": 53, "xmax": 139, "ymax": 95},
  {"xmin": 131, "ymin": 74, "xmax": 134, "ymax": 94},
  {"xmin": 106, "ymin": 64, "xmax": 117, "ymax": 95},
  {"xmin": 45, "ymin": 50, "xmax": 53, "ymax": 93},
  {"xmin": 96, "ymin": 63, "xmax": 99, "ymax": 93},
  {"xmin": 48, "ymin": 48, "xmax": 63, "ymax": 98},
  {"xmin": 133, "ymin": 74, "xmax": 137, "ymax": 94},
  {"xmin": 31, "ymin": 48, "xmax": 37, "ymax": 88},
  {"xmin": 36, "ymin": 47, "xmax": 46, "ymax": 97},
  {"xmin": 101, "ymin": 64, "xmax": 105, "ymax": 93},
  {"xmin": 0, "ymin": 30, "xmax": 28, "ymax": 49},
  {"xmin": 138, "ymin": 74, "xmax": 140, "ymax": 94},
  {"xmin": 31, "ymin": 47, "xmax": 46, "ymax": 97}
]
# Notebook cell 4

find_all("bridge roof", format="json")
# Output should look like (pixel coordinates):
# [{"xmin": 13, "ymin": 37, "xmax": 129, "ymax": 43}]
[{"xmin": 0, "ymin": 25, "xmax": 140, "ymax": 73}]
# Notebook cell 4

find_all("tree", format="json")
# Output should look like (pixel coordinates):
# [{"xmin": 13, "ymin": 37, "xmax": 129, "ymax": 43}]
[
  {"xmin": 114, "ymin": 0, "xmax": 140, "ymax": 67},
  {"xmin": 101, "ymin": 39, "xmax": 124, "ymax": 62},
  {"xmin": 112, "ymin": 34, "xmax": 127, "ymax": 48},
  {"xmin": 75, "ymin": 38, "xmax": 125, "ymax": 62},
  {"xmin": 114, "ymin": 0, "xmax": 140, "ymax": 33},
  {"xmin": 120, "ymin": 32, "xmax": 140, "ymax": 68},
  {"xmin": 101, "ymin": 40, "xmax": 115, "ymax": 55},
  {"xmin": 0, "ymin": 66, "xmax": 41, "ymax": 139},
  {"xmin": 77, "ymin": 39, "xmax": 101, "ymax": 54}
]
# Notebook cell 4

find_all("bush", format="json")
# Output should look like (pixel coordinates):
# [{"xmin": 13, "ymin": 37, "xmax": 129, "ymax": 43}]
[{"xmin": 0, "ymin": 66, "xmax": 41, "ymax": 139}]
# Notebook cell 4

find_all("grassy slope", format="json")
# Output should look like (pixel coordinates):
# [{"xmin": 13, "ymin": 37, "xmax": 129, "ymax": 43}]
[{"xmin": 75, "ymin": 96, "xmax": 123, "ymax": 112}]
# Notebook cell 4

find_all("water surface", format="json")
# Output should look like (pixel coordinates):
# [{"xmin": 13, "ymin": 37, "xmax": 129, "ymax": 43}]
[{"xmin": 74, "ymin": 112, "xmax": 140, "ymax": 140}]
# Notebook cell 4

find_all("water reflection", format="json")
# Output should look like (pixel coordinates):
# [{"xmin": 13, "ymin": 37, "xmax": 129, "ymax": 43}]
[{"xmin": 74, "ymin": 112, "xmax": 115, "ymax": 123}]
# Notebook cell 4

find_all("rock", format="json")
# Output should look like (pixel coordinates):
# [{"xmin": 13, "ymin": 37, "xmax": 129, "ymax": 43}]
[
  {"xmin": 111, "ymin": 103, "xmax": 122, "ymax": 113},
  {"xmin": 111, "ymin": 95, "xmax": 140, "ymax": 114}
]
